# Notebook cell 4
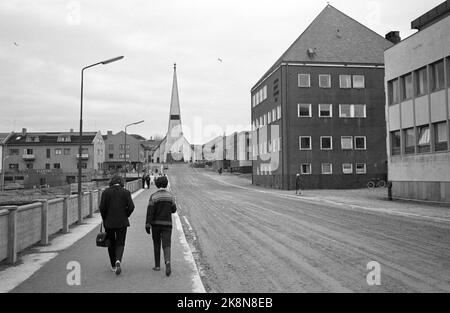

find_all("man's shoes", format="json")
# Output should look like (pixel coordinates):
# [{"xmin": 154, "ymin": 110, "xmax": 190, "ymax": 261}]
[
  {"xmin": 111, "ymin": 267, "xmax": 116, "ymax": 273},
  {"xmin": 165, "ymin": 261, "xmax": 171, "ymax": 277},
  {"xmin": 152, "ymin": 266, "xmax": 160, "ymax": 271},
  {"xmin": 115, "ymin": 261, "xmax": 121, "ymax": 275}
]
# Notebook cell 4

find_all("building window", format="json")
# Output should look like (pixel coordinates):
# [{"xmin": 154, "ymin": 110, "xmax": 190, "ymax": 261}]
[
  {"xmin": 352, "ymin": 75, "xmax": 365, "ymax": 88},
  {"xmin": 264, "ymin": 114, "xmax": 267, "ymax": 126},
  {"xmin": 319, "ymin": 74, "xmax": 331, "ymax": 88},
  {"xmin": 277, "ymin": 105, "xmax": 281, "ymax": 119},
  {"xmin": 415, "ymin": 67, "xmax": 428, "ymax": 97},
  {"xmin": 319, "ymin": 104, "xmax": 332, "ymax": 118},
  {"xmin": 253, "ymin": 85, "xmax": 268, "ymax": 106},
  {"xmin": 342, "ymin": 163, "xmax": 353, "ymax": 174},
  {"xmin": 299, "ymin": 136, "xmax": 312, "ymax": 150},
  {"xmin": 435, "ymin": 122, "xmax": 448, "ymax": 151},
  {"xmin": 388, "ymin": 79, "xmax": 400, "ymax": 105},
  {"xmin": 417, "ymin": 125, "xmax": 430, "ymax": 153},
  {"xmin": 109, "ymin": 154, "xmax": 114, "ymax": 159},
  {"xmin": 301, "ymin": 164, "xmax": 312, "ymax": 175},
  {"xmin": 404, "ymin": 128, "xmax": 415, "ymax": 154},
  {"xmin": 9, "ymin": 164, "xmax": 19, "ymax": 170},
  {"xmin": 339, "ymin": 75, "xmax": 351, "ymax": 88},
  {"xmin": 298, "ymin": 74, "xmax": 311, "ymax": 88},
  {"xmin": 340, "ymin": 104, "xmax": 366, "ymax": 118},
  {"xmin": 268, "ymin": 111, "xmax": 272, "ymax": 124},
  {"xmin": 298, "ymin": 104, "xmax": 312, "ymax": 117},
  {"xmin": 24, "ymin": 148, "xmax": 33, "ymax": 155},
  {"xmin": 272, "ymin": 108, "xmax": 277, "ymax": 121},
  {"xmin": 320, "ymin": 136, "xmax": 333, "ymax": 150},
  {"xmin": 430, "ymin": 60, "xmax": 445, "ymax": 91},
  {"xmin": 77, "ymin": 163, "xmax": 87, "ymax": 169},
  {"xmin": 54, "ymin": 163, "xmax": 61, "ymax": 169},
  {"xmin": 55, "ymin": 148, "xmax": 62, "ymax": 155},
  {"xmin": 354, "ymin": 105, "xmax": 366, "ymax": 118},
  {"xmin": 391, "ymin": 131, "xmax": 401, "ymax": 156},
  {"xmin": 45, "ymin": 164, "xmax": 50, "ymax": 169},
  {"xmin": 341, "ymin": 136, "xmax": 353, "ymax": 150},
  {"xmin": 400, "ymin": 73, "xmax": 413, "ymax": 100},
  {"xmin": 46, "ymin": 149, "xmax": 51, "ymax": 158},
  {"xmin": 26, "ymin": 163, "xmax": 33, "ymax": 169},
  {"xmin": 64, "ymin": 148, "xmax": 71, "ymax": 155},
  {"xmin": 447, "ymin": 57, "xmax": 450, "ymax": 87},
  {"xmin": 321, "ymin": 163, "xmax": 333, "ymax": 175},
  {"xmin": 9, "ymin": 149, "xmax": 19, "ymax": 155},
  {"xmin": 259, "ymin": 116, "xmax": 263, "ymax": 127},
  {"xmin": 355, "ymin": 136, "xmax": 367, "ymax": 150},
  {"xmin": 356, "ymin": 163, "xmax": 367, "ymax": 174}
]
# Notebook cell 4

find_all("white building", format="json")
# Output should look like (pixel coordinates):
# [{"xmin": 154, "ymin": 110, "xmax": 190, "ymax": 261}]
[{"xmin": 385, "ymin": 0, "xmax": 450, "ymax": 203}]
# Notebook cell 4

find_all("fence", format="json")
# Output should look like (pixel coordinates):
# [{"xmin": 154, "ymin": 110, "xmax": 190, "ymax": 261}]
[{"xmin": 0, "ymin": 179, "xmax": 141, "ymax": 264}]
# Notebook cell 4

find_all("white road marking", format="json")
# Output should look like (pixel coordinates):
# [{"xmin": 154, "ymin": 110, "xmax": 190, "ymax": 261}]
[
  {"xmin": 0, "ymin": 188, "xmax": 145, "ymax": 293},
  {"xmin": 174, "ymin": 212, "xmax": 206, "ymax": 293},
  {"xmin": 203, "ymin": 173, "xmax": 450, "ymax": 224}
]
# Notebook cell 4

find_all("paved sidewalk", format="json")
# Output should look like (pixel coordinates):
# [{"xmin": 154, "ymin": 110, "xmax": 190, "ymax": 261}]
[
  {"xmin": 198, "ymin": 169, "xmax": 450, "ymax": 223},
  {"xmin": 3, "ymin": 186, "xmax": 204, "ymax": 293}
]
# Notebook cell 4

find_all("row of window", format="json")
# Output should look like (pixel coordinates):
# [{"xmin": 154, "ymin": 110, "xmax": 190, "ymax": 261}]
[
  {"xmin": 298, "ymin": 74, "xmax": 365, "ymax": 89},
  {"xmin": 8, "ymin": 148, "xmax": 103, "ymax": 157},
  {"xmin": 252, "ymin": 85, "xmax": 268, "ymax": 107},
  {"xmin": 390, "ymin": 121, "xmax": 449, "ymax": 155},
  {"xmin": 388, "ymin": 56, "xmax": 450, "ymax": 105},
  {"xmin": 299, "ymin": 136, "xmax": 367, "ymax": 151},
  {"xmin": 256, "ymin": 163, "xmax": 367, "ymax": 175},
  {"xmin": 9, "ymin": 163, "xmax": 88, "ymax": 170},
  {"xmin": 109, "ymin": 144, "xmax": 131, "ymax": 150},
  {"xmin": 298, "ymin": 104, "xmax": 367, "ymax": 118},
  {"xmin": 253, "ymin": 105, "xmax": 282, "ymax": 129},
  {"xmin": 109, "ymin": 154, "xmax": 130, "ymax": 159}
]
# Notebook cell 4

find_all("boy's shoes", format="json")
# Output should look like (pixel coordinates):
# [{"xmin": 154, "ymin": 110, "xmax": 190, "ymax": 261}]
[
  {"xmin": 115, "ymin": 261, "xmax": 121, "ymax": 275},
  {"xmin": 165, "ymin": 261, "xmax": 171, "ymax": 277},
  {"xmin": 152, "ymin": 267, "xmax": 160, "ymax": 271},
  {"xmin": 111, "ymin": 267, "xmax": 116, "ymax": 273}
]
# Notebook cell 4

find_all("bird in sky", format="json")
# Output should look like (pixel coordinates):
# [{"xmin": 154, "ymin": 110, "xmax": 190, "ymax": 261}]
[
  {"xmin": 13, "ymin": 42, "xmax": 19, "ymax": 46},
  {"xmin": 217, "ymin": 58, "xmax": 223, "ymax": 63}
]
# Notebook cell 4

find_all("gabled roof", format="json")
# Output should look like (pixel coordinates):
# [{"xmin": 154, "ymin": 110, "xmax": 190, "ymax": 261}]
[
  {"xmin": 0, "ymin": 133, "xmax": 11, "ymax": 144},
  {"xmin": 5, "ymin": 132, "xmax": 98, "ymax": 146},
  {"xmin": 253, "ymin": 5, "xmax": 393, "ymax": 89}
]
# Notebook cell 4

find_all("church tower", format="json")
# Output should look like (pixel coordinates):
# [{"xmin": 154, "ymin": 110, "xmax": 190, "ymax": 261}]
[{"xmin": 164, "ymin": 63, "xmax": 190, "ymax": 163}]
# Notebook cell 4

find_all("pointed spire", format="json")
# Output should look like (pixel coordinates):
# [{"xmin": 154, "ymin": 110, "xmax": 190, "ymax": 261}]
[{"xmin": 168, "ymin": 63, "xmax": 182, "ymax": 137}]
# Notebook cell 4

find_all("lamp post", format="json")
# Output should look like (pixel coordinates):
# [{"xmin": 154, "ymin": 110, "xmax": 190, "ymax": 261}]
[
  {"xmin": 124, "ymin": 120, "xmax": 144, "ymax": 181},
  {"xmin": 78, "ymin": 56, "xmax": 124, "ymax": 224}
]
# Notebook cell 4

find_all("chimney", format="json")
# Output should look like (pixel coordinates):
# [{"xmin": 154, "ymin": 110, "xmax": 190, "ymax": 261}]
[
  {"xmin": 70, "ymin": 128, "xmax": 74, "ymax": 133},
  {"xmin": 22, "ymin": 128, "xmax": 27, "ymax": 136},
  {"xmin": 385, "ymin": 31, "xmax": 401, "ymax": 44},
  {"xmin": 107, "ymin": 131, "xmax": 113, "ymax": 136}
]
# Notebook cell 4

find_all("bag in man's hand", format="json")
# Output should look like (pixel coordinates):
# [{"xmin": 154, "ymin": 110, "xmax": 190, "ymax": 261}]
[{"xmin": 96, "ymin": 223, "xmax": 110, "ymax": 247}]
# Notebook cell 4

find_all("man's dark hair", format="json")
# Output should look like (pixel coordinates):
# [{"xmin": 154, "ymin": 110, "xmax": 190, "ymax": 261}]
[
  {"xmin": 155, "ymin": 176, "xmax": 168, "ymax": 189},
  {"xmin": 110, "ymin": 175, "xmax": 124, "ymax": 187}
]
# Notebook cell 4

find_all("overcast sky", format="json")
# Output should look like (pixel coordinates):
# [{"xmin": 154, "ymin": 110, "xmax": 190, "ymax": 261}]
[{"xmin": 0, "ymin": 0, "xmax": 443, "ymax": 143}]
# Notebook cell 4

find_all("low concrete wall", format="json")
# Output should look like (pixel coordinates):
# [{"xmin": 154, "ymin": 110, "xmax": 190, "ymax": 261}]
[{"xmin": 0, "ymin": 180, "xmax": 141, "ymax": 264}]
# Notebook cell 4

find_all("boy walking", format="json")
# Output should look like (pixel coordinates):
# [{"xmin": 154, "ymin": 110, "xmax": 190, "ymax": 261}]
[
  {"xmin": 145, "ymin": 176, "xmax": 177, "ymax": 276},
  {"xmin": 295, "ymin": 174, "xmax": 302, "ymax": 195}
]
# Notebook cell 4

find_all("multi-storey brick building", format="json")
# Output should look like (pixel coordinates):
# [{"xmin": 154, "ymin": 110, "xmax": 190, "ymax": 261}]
[
  {"xmin": 385, "ymin": 1, "xmax": 450, "ymax": 203},
  {"xmin": 3, "ymin": 129, "xmax": 105, "ymax": 187},
  {"xmin": 103, "ymin": 131, "xmax": 146, "ymax": 173},
  {"xmin": 251, "ymin": 5, "xmax": 393, "ymax": 190}
]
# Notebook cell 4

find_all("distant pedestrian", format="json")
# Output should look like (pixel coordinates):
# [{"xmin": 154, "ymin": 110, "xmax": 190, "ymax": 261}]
[
  {"xmin": 99, "ymin": 175, "xmax": 135, "ymax": 275},
  {"xmin": 295, "ymin": 174, "xmax": 302, "ymax": 195},
  {"xmin": 149, "ymin": 173, "xmax": 155, "ymax": 188},
  {"xmin": 147, "ymin": 174, "xmax": 151, "ymax": 188},
  {"xmin": 142, "ymin": 174, "xmax": 147, "ymax": 189},
  {"xmin": 145, "ymin": 176, "xmax": 177, "ymax": 276}
]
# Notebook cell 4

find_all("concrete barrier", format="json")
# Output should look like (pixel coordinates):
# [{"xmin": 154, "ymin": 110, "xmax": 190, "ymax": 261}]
[{"xmin": 0, "ymin": 180, "xmax": 141, "ymax": 264}]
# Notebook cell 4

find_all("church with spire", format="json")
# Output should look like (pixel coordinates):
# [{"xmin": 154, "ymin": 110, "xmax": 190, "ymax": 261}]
[{"xmin": 152, "ymin": 64, "xmax": 191, "ymax": 164}]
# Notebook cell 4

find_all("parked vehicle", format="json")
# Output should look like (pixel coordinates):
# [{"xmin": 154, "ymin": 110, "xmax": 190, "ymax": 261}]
[{"xmin": 367, "ymin": 178, "xmax": 387, "ymax": 189}]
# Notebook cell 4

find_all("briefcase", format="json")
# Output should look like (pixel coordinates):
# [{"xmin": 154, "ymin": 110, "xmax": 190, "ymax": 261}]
[{"xmin": 96, "ymin": 224, "xmax": 110, "ymax": 248}]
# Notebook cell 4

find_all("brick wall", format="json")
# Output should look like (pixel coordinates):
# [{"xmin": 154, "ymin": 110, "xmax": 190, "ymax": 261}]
[
  {"xmin": 16, "ymin": 204, "xmax": 42, "ymax": 252},
  {"xmin": 48, "ymin": 199, "xmax": 64, "ymax": 235}
]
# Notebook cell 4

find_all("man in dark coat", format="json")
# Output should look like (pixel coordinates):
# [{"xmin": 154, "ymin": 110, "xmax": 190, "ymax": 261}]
[
  {"xmin": 145, "ymin": 176, "xmax": 177, "ymax": 276},
  {"xmin": 295, "ymin": 174, "xmax": 302, "ymax": 195},
  {"xmin": 99, "ymin": 175, "xmax": 135, "ymax": 275}
]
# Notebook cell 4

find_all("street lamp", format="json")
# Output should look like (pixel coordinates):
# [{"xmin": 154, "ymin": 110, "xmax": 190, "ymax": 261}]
[
  {"xmin": 124, "ymin": 120, "xmax": 144, "ymax": 181},
  {"xmin": 78, "ymin": 56, "xmax": 124, "ymax": 224}
]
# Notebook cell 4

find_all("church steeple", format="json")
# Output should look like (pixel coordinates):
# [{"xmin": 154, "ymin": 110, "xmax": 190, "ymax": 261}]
[{"xmin": 168, "ymin": 63, "xmax": 182, "ymax": 137}]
